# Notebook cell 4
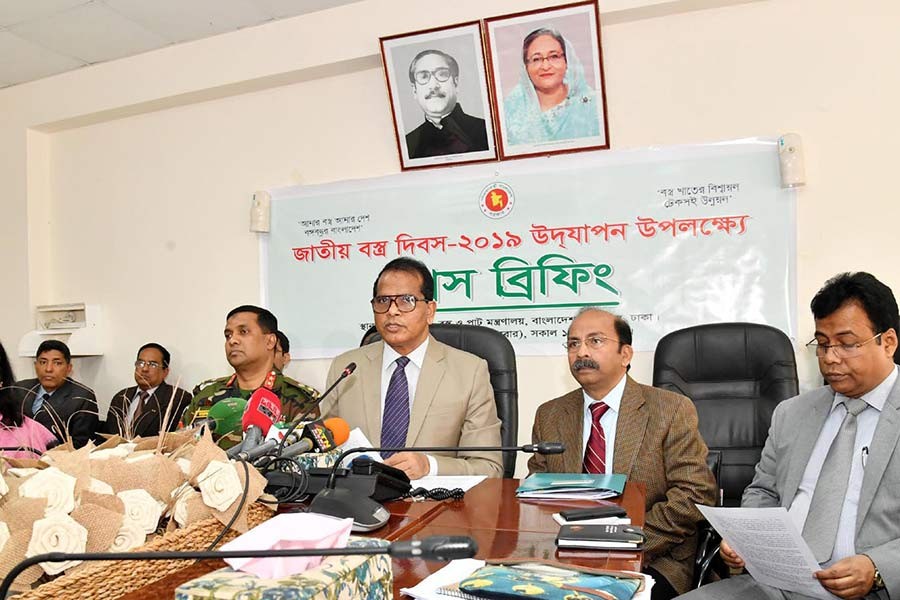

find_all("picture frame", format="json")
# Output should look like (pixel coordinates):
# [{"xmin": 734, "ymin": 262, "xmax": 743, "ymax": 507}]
[
  {"xmin": 485, "ymin": 0, "xmax": 609, "ymax": 159},
  {"xmin": 380, "ymin": 21, "xmax": 498, "ymax": 171}
]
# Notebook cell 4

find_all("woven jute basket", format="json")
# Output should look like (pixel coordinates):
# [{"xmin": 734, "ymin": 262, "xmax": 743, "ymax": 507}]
[{"xmin": 14, "ymin": 503, "xmax": 273, "ymax": 600}]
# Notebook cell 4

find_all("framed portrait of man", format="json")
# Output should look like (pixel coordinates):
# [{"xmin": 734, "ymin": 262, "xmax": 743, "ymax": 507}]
[
  {"xmin": 380, "ymin": 22, "xmax": 498, "ymax": 171},
  {"xmin": 485, "ymin": 0, "xmax": 609, "ymax": 159}
]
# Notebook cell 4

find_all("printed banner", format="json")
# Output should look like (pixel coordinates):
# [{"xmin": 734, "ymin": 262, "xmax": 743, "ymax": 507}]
[{"xmin": 267, "ymin": 139, "xmax": 796, "ymax": 357}]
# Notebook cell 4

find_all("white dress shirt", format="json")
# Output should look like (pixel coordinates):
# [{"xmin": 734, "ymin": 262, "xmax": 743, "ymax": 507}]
[
  {"xmin": 380, "ymin": 338, "xmax": 437, "ymax": 475},
  {"xmin": 580, "ymin": 373, "xmax": 627, "ymax": 474},
  {"xmin": 789, "ymin": 366, "xmax": 897, "ymax": 565}
]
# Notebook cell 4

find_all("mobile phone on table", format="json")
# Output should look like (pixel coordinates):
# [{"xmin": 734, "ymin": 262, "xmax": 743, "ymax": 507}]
[{"xmin": 559, "ymin": 506, "xmax": 627, "ymax": 521}]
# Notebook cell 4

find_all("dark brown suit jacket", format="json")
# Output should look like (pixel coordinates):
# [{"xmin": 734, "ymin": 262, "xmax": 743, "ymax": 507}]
[
  {"xmin": 528, "ymin": 376, "xmax": 717, "ymax": 594},
  {"xmin": 103, "ymin": 382, "xmax": 192, "ymax": 438}
]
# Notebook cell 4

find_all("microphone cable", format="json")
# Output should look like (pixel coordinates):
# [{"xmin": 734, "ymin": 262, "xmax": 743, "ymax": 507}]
[
  {"xmin": 257, "ymin": 456, "xmax": 310, "ymax": 504},
  {"xmin": 404, "ymin": 486, "xmax": 466, "ymax": 501}
]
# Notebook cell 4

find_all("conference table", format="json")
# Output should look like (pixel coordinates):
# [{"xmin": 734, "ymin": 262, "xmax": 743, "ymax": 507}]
[{"xmin": 120, "ymin": 478, "xmax": 645, "ymax": 599}]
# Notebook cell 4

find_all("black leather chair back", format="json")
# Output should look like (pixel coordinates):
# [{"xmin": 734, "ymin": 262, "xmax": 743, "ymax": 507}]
[
  {"xmin": 653, "ymin": 323, "xmax": 798, "ymax": 506},
  {"xmin": 361, "ymin": 323, "xmax": 519, "ymax": 478}
]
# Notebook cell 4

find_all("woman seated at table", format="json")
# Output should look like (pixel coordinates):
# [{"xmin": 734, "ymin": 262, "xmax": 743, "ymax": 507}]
[
  {"xmin": 503, "ymin": 27, "xmax": 601, "ymax": 146},
  {"xmin": 0, "ymin": 340, "xmax": 56, "ymax": 459}
]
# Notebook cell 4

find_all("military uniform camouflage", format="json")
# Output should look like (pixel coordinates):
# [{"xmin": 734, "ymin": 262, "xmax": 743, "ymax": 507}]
[{"xmin": 183, "ymin": 369, "xmax": 320, "ymax": 436}]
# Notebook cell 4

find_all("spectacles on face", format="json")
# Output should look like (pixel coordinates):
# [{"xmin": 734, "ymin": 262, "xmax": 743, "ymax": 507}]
[
  {"xmin": 414, "ymin": 68, "xmax": 452, "ymax": 85},
  {"xmin": 527, "ymin": 53, "xmax": 565, "ymax": 68},
  {"xmin": 134, "ymin": 360, "xmax": 164, "ymax": 370},
  {"xmin": 564, "ymin": 335, "xmax": 622, "ymax": 352},
  {"xmin": 371, "ymin": 294, "xmax": 429, "ymax": 314},
  {"xmin": 805, "ymin": 332, "xmax": 883, "ymax": 359}
]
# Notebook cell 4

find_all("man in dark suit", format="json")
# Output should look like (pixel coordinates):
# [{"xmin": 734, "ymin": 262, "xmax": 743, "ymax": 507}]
[
  {"xmin": 529, "ymin": 308, "xmax": 717, "ymax": 600},
  {"xmin": 103, "ymin": 343, "xmax": 192, "ymax": 439},
  {"xmin": 14, "ymin": 339, "xmax": 99, "ymax": 448},
  {"xmin": 405, "ymin": 49, "xmax": 489, "ymax": 159}
]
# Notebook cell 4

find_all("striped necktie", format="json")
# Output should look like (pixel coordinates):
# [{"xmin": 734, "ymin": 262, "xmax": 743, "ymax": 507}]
[
  {"xmin": 583, "ymin": 401, "xmax": 610, "ymax": 474},
  {"xmin": 381, "ymin": 356, "xmax": 410, "ymax": 457}
]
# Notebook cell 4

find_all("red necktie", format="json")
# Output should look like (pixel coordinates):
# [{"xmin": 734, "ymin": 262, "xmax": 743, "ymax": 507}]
[{"xmin": 583, "ymin": 401, "xmax": 610, "ymax": 474}]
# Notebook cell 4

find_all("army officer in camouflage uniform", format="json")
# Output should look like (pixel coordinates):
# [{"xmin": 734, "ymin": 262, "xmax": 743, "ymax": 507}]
[{"xmin": 183, "ymin": 306, "xmax": 319, "ymax": 441}]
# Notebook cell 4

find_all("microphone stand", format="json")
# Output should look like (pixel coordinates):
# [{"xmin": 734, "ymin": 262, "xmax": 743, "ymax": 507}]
[{"xmin": 0, "ymin": 535, "xmax": 477, "ymax": 598}]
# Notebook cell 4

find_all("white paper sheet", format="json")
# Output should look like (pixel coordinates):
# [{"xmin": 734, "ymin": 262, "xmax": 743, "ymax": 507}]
[
  {"xmin": 401, "ymin": 558, "xmax": 485, "ymax": 599},
  {"xmin": 338, "ymin": 428, "xmax": 384, "ymax": 466},
  {"xmin": 696, "ymin": 505, "xmax": 837, "ymax": 600}
]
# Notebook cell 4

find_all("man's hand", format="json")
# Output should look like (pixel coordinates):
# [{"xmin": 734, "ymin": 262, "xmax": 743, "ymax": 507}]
[
  {"xmin": 719, "ymin": 540, "xmax": 745, "ymax": 570},
  {"xmin": 815, "ymin": 554, "xmax": 876, "ymax": 599},
  {"xmin": 384, "ymin": 452, "xmax": 429, "ymax": 480}
]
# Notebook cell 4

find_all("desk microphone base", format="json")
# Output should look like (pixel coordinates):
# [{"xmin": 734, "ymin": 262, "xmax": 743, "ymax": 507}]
[{"xmin": 308, "ymin": 487, "xmax": 390, "ymax": 532}]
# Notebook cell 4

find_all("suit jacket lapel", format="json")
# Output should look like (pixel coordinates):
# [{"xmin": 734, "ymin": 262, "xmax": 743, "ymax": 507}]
[
  {"xmin": 362, "ymin": 342, "xmax": 384, "ymax": 443},
  {"xmin": 557, "ymin": 391, "xmax": 585, "ymax": 473},
  {"xmin": 408, "ymin": 337, "xmax": 445, "ymax": 445},
  {"xmin": 613, "ymin": 376, "xmax": 647, "ymax": 476},
  {"xmin": 782, "ymin": 387, "xmax": 834, "ymax": 506},
  {"xmin": 857, "ymin": 381, "xmax": 900, "ymax": 528},
  {"xmin": 24, "ymin": 381, "xmax": 40, "ymax": 417}
]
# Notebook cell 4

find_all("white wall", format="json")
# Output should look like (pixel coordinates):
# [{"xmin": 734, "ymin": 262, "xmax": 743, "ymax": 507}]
[{"xmin": 2, "ymin": 0, "xmax": 899, "ymax": 476}]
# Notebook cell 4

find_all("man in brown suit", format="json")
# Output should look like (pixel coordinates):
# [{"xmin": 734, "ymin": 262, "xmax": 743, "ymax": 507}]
[{"xmin": 529, "ymin": 308, "xmax": 717, "ymax": 600}]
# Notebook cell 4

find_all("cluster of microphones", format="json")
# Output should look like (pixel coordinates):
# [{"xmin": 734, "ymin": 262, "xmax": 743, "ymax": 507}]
[{"xmin": 0, "ymin": 362, "xmax": 568, "ymax": 593}]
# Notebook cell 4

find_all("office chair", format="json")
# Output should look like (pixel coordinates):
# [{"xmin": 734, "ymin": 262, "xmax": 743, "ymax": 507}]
[
  {"xmin": 653, "ymin": 322, "xmax": 799, "ymax": 587},
  {"xmin": 361, "ymin": 323, "xmax": 519, "ymax": 478}
]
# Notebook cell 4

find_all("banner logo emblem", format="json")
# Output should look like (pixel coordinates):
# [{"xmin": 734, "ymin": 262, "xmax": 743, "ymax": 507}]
[{"xmin": 480, "ymin": 183, "xmax": 514, "ymax": 219}]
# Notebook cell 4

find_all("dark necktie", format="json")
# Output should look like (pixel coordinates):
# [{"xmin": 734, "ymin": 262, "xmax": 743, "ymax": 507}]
[
  {"xmin": 33, "ymin": 392, "xmax": 51, "ymax": 415},
  {"xmin": 802, "ymin": 397, "xmax": 868, "ymax": 562},
  {"xmin": 381, "ymin": 356, "xmax": 410, "ymax": 457},
  {"xmin": 583, "ymin": 401, "xmax": 610, "ymax": 474},
  {"xmin": 130, "ymin": 390, "xmax": 150, "ymax": 430}
]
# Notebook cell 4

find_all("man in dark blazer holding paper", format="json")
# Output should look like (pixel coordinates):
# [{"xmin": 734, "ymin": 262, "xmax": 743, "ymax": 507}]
[
  {"xmin": 529, "ymin": 308, "xmax": 717, "ymax": 599},
  {"xmin": 14, "ymin": 339, "xmax": 99, "ymax": 448},
  {"xmin": 682, "ymin": 272, "xmax": 900, "ymax": 600},
  {"xmin": 103, "ymin": 342, "xmax": 192, "ymax": 438}
]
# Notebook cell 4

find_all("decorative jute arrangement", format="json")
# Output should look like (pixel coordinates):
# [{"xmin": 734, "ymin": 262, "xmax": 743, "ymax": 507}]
[{"xmin": 0, "ymin": 429, "xmax": 275, "ymax": 597}]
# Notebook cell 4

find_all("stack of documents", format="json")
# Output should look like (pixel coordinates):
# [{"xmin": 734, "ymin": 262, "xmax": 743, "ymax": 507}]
[{"xmin": 516, "ymin": 473, "xmax": 626, "ymax": 500}]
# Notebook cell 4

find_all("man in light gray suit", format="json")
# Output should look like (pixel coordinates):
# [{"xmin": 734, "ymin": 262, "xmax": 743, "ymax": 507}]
[{"xmin": 681, "ymin": 271, "xmax": 899, "ymax": 600}]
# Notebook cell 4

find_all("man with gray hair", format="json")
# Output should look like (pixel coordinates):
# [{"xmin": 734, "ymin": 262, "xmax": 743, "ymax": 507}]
[
  {"xmin": 405, "ymin": 49, "xmax": 489, "ymax": 159},
  {"xmin": 529, "ymin": 307, "xmax": 717, "ymax": 600}
]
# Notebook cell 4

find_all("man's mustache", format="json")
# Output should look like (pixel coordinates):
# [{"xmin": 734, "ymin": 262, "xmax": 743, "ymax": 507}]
[
  {"xmin": 425, "ymin": 89, "xmax": 446, "ymax": 100},
  {"xmin": 572, "ymin": 358, "xmax": 599, "ymax": 370}
]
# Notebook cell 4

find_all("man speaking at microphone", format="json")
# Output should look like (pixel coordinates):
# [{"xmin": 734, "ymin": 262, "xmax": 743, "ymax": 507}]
[
  {"xmin": 322, "ymin": 257, "xmax": 502, "ymax": 479},
  {"xmin": 183, "ymin": 306, "xmax": 320, "ymax": 443}
]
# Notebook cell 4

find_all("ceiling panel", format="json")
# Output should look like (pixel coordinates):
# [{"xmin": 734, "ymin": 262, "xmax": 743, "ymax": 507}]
[
  {"xmin": 0, "ymin": 0, "xmax": 88, "ymax": 28},
  {"xmin": 104, "ymin": 0, "xmax": 269, "ymax": 44},
  {"xmin": 0, "ymin": 31, "xmax": 86, "ymax": 85},
  {"xmin": 9, "ymin": 1, "xmax": 169, "ymax": 64},
  {"xmin": 248, "ymin": 0, "xmax": 362, "ymax": 19}
]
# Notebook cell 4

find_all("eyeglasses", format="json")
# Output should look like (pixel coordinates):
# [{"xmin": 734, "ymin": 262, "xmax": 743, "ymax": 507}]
[
  {"xmin": 564, "ymin": 335, "xmax": 622, "ymax": 352},
  {"xmin": 414, "ymin": 68, "xmax": 452, "ymax": 85},
  {"xmin": 527, "ymin": 53, "xmax": 565, "ymax": 67},
  {"xmin": 805, "ymin": 332, "xmax": 883, "ymax": 359},
  {"xmin": 134, "ymin": 360, "xmax": 164, "ymax": 370},
  {"xmin": 371, "ymin": 294, "xmax": 430, "ymax": 314}
]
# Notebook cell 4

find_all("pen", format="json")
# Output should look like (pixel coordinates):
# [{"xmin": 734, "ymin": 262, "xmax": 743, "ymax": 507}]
[{"xmin": 862, "ymin": 446, "xmax": 869, "ymax": 469}]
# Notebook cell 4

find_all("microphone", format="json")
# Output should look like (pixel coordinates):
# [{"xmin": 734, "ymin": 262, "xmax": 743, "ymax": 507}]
[
  {"xmin": 0, "ymin": 535, "xmax": 478, "ymax": 597},
  {"xmin": 293, "ymin": 362, "xmax": 356, "ymax": 424},
  {"xmin": 308, "ymin": 442, "xmax": 566, "ymax": 532},
  {"xmin": 237, "ymin": 417, "xmax": 351, "ymax": 464},
  {"xmin": 190, "ymin": 397, "xmax": 247, "ymax": 435},
  {"xmin": 227, "ymin": 388, "xmax": 281, "ymax": 458}
]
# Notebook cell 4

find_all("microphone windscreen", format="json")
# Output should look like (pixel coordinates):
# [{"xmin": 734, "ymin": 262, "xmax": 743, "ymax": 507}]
[
  {"xmin": 323, "ymin": 417, "xmax": 350, "ymax": 446},
  {"xmin": 207, "ymin": 397, "xmax": 247, "ymax": 435},
  {"xmin": 343, "ymin": 362, "xmax": 357, "ymax": 376},
  {"xmin": 390, "ymin": 536, "xmax": 478, "ymax": 560},
  {"xmin": 536, "ymin": 441, "xmax": 565, "ymax": 455},
  {"xmin": 242, "ymin": 388, "xmax": 282, "ymax": 434}
]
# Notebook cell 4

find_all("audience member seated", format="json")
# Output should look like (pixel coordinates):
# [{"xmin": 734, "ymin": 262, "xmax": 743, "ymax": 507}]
[
  {"xmin": 529, "ymin": 308, "xmax": 717, "ymax": 600},
  {"xmin": 274, "ymin": 330, "xmax": 291, "ymax": 371},
  {"xmin": 12, "ymin": 340, "xmax": 99, "ymax": 449},
  {"xmin": 103, "ymin": 342, "xmax": 192, "ymax": 439},
  {"xmin": 680, "ymin": 272, "xmax": 900, "ymax": 600},
  {"xmin": 322, "ymin": 257, "xmax": 502, "ymax": 479},
  {"xmin": 182, "ymin": 305, "xmax": 319, "ymax": 441},
  {"xmin": 0, "ymin": 340, "xmax": 57, "ymax": 458}
]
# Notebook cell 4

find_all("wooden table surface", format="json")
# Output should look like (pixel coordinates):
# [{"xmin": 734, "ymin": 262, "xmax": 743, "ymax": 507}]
[{"xmin": 116, "ymin": 478, "xmax": 645, "ymax": 599}]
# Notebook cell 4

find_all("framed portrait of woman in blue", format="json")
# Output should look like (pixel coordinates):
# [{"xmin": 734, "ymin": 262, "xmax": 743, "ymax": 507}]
[{"xmin": 485, "ymin": 0, "xmax": 609, "ymax": 159}]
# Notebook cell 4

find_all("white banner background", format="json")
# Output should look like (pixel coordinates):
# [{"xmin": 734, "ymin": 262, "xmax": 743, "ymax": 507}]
[{"xmin": 267, "ymin": 139, "xmax": 796, "ymax": 358}]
